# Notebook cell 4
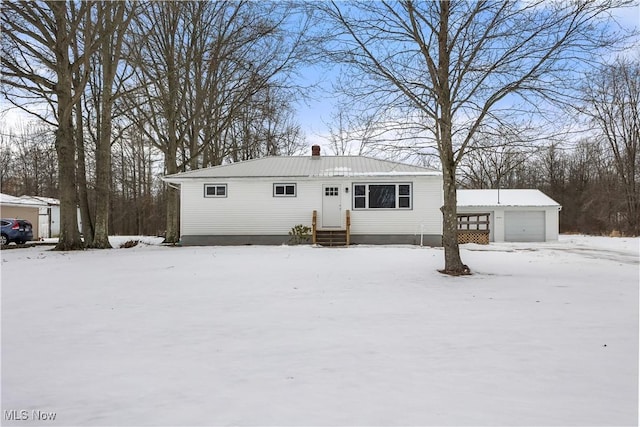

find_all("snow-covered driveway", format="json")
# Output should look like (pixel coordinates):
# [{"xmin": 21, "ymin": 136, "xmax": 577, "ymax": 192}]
[{"xmin": 1, "ymin": 236, "xmax": 638, "ymax": 426}]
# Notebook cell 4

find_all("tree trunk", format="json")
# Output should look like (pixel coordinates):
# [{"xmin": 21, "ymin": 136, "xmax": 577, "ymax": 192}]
[
  {"xmin": 91, "ymin": 102, "xmax": 112, "ymax": 248},
  {"xmin": 164, "ymin": 151, "xmax": 180, "ymax": 244},
  {"xmin": 75, "ymin": 99, "xmax": 94, "ymax": 247},
  {"xmin": 165, "ymin": 185, "xmax": 180, "ymax": 244},
  {"xmin": 441, "ymin": 163, "xmax": 466, "ymax": 274},
  {"xmin": 89, "ymin": 2, "xmax": 131, "ymax": 249},
  {"xmin": 90, "ymin": 59, "xmax": 114, "ymax": 248},
  {"xmin": 52, "ymin": 1, "xmax": 83, "ymax": 251},
  {"xmin": 437, "ymin": 0, "xmax": 467, "ymax": 275}
]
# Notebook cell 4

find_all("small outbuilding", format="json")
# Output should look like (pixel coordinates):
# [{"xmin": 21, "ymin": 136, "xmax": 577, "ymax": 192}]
[
  {"xmin": 19, "ymin": 195, "xmax": 61, "ymax": 239},
  {"xmin": 0, "ymin": 193, "xmax": 47, "ymax": 239},
  {"xmin": 457, "ymin": 189, "xmax": 561, "ymax": 242},
  {"xmin": 163, "ymin": 146, "xmax": 444, "ymax": 246}
]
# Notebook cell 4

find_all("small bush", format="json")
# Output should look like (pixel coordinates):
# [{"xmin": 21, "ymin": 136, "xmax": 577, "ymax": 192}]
[
  {"xmin": 120, "ymin": 240, "xmax": 139, "ymax": 248},
  {"xmin": 288, "ymin": 224, "xmax": 312, "ymax": 245}
]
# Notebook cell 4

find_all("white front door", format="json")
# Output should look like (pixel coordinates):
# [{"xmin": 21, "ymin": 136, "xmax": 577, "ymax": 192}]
[{"xmin": 322, "ymin": 184, "xmax": 342, "ymax": 228}]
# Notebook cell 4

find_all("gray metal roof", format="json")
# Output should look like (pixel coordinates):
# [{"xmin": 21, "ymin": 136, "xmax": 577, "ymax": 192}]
[{"xmin": 163, "ymin": 156, "xmax": 441, "ymax": 181}]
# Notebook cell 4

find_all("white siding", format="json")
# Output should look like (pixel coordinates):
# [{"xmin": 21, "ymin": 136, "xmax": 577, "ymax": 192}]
[
  {"xmin": 179, "ymin": 175, "xmax": 443, "ymax": 236},
  {"xmin": 457, "ymin": 205, "xmax": 560, "ymax": 242},
  {"xmin": 348, "ymin": 177, "xmax": 443, "ymax": 235},
  {"xmin": 181, "ymin": 178, "xmax": 318, "ymax": 236},
  {"xmin": 545, "ymin": 208, "xmax": 559, "ymax": 241}
]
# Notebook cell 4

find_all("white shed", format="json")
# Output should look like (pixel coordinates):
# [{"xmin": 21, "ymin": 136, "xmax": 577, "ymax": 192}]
[
  {"xmin": 20, "ymin": 195, "xmax": 61, "ymax": 238},
  {"xmin": 457, "ymin": 189, "xmax": 561, "ymax": 242},
  {"xmin": 163, "ymin": 147, "xmax": 444, "ymax": 246}
]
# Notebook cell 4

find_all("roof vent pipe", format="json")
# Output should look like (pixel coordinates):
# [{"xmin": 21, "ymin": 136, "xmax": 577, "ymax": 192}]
[{"xmin": 311, "ymin": 145, "xmax": 321, "ymax": 157}]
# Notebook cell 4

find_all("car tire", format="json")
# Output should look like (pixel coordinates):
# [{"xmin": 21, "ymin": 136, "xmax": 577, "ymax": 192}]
[{"xmin": 1, "ymin": 234, "xmax": 7, "ymax": 246}]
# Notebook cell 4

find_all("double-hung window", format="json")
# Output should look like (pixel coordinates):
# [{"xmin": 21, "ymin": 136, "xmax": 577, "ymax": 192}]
[
  {"xmin": 204, "ymin": 184, "xmax": 227, "ymax": 198},
  {"xmin": 353, "ymin": 183, "xmax": 412, "ymax": 209},
  {"xmin": 274, "ymin": 183, "xmax": 296, "ymax": 197}
]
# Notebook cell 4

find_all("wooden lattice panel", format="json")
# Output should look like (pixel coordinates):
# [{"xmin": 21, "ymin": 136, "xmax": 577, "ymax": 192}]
[{"xmin": 458, "ymin": 231, "xmax": 490, "ymax": 245}]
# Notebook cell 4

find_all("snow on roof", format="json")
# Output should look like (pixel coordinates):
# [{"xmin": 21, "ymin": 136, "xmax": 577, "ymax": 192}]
[
  {"xmin": 0, "ymin": 193, "xmax": 48, "ymax": 207},
  {"xmin": 20, "ymin": 195, "xmax": 60, "ymax": 205},
  {"xmin": 163, "ymin": 155, "xmax": 441, "ymax": 181},
  {"xmin": 457, "ymin": 189, "xmax": 560, "ymax": 207}
]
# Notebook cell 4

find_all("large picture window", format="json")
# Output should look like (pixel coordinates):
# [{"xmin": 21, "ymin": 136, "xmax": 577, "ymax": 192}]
[
  {"xmin": 204, "ymin": 184, "xmax": 227, "ymax": 198},
  {"xmin": 353, "ymin": 183, "xmax": 412, "ymax": 209}
]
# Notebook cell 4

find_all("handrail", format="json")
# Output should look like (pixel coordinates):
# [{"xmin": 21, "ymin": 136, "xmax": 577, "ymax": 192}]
[
  {"xmin": 345, "ymin": 210, "xmax": 351, "ymax": 247},
  {"xmin": 312, "ymin": 210, "xmax": 317, "ymax": 245}
]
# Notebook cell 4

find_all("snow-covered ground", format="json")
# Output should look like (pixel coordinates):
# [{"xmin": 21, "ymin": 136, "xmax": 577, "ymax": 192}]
[{"xmin": 1, "ymin": 235, "xmax": 638, "ymax": 426}]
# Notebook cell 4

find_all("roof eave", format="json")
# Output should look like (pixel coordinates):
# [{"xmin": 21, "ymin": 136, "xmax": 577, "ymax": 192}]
[{"xmin": 162, "ymin": 172, "xmax": 442, "ymax": 181}]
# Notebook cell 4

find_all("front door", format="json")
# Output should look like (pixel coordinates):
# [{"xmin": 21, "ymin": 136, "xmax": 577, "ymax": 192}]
[{"xmin": 322, "ymin": 184, "xmax": 342, "ymax": 228}]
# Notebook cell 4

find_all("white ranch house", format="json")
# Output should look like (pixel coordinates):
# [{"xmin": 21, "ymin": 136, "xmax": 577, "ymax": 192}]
[
  {"xmin": 163, "ymin": 148, "xmax": 562, "ymax": 246},
  {"xmin": 163, "ymin": 147, "xmax": 444, "ymax": 246}
]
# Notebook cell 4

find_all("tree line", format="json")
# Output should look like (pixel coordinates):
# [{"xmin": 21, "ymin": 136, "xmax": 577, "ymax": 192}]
[
  {"xmin": 2, "ymin": 1, "xmax": 311, "ymax": 249},
  {"xmin": 1, "ymin": 1, "xmax": 637, "ymax": 274}
]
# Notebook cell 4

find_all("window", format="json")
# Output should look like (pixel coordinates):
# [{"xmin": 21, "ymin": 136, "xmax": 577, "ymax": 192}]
[
  {"xmin": 352, "ymin": 183, "xmax": 412, "ymax": 209},
  {"xmin": 354, "ymin": 185, "xmax": 366, "ymax": 209},
  {"xmin": 399, "ymin": 184, "xmax": 411, "ymax": 208},
  {"xmin": 274, "ymin": 183, "xmax": 296, "ymax": 197},
  {"xmin": 324, "ymin": 186, "xmax": 339, "ymax": 196},
  {"xmin": 369, "ymin": 184, "xmax": 396, "ymax": 208},
  {"xmin": 204, "ymin": 184, "xmax": 227, "ymax": 198}
]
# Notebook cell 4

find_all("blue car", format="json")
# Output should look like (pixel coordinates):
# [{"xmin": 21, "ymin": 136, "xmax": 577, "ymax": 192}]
[{"xmin": 1, "ymin": 218, "xmax": 34, "ymax": 246}]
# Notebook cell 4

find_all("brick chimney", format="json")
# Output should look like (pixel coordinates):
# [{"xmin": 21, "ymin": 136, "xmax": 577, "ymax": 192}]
[{"xmin": 311, "ymin": 145, "xmax": 321, "ymax": 157}]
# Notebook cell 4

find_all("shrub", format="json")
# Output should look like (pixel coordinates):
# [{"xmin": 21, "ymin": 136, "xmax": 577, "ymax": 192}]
[
  {"xmin": 288, "ymin": 224, "xmax": 312, "ymax": 245},
  {"xmin": 120, "ymin": 240, "xmax": 139, "ymax": 248}
]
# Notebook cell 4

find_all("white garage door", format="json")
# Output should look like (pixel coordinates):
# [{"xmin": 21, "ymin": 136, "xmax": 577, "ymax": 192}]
[{"xmin": 504, "ymin": 211, "xmax": 545, "ymax": 242}]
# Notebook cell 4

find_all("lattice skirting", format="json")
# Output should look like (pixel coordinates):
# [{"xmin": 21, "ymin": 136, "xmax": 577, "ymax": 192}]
[{"xmin": 458, "ymin": 231, "xmax": 490, "ymax": 245}]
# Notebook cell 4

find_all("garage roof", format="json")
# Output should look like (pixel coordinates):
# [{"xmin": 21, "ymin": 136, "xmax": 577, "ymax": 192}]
[
  {"xmin": 457, "ymin": 189, "xmax": 560, "ymax": 207},
  {"xmin": 0, "ymin": 193, "xmax": 47, "ymax": 208},
  {"xmin": 20, "ymin": 195, "xmax": 60, "ymax": 205}
]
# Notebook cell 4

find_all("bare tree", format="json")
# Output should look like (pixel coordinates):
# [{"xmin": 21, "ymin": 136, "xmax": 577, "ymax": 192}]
[
  {"xmin": 455, "ymin": 121, "xmax": 531, "ymax": 189},
  {"xmin": 83, "ymin": 2, "xmax": 136, "ymax": 249},
  {"xmin": 319, "ymin": 0, "xmax": 635, "ymax": 274},
  {"xmin": 1, "ymin": 1, "xmax": 99, "ymax": 250},
  {"xmin": 122, "ymin": 1, "xmax": 215, "ymax": 243},
  {"xmin": 0, "ymin": 121, "xmax": 57, "ymax": 197},
  {"xmin": 123, "ymin": 1, "xmax": 311, "ymax": 243},
  {"xmin": 579, "ymin": 58, "xmax": 640, "ymax": 235},
  {"xmin": 326, "ymin": 107, "xmax": 382, "ymax": 156}
]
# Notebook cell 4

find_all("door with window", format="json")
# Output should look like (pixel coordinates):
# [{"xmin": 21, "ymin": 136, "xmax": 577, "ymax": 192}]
[{"xmin": 322, "ymin": 185, "xmax": 342, "ymax": 228}]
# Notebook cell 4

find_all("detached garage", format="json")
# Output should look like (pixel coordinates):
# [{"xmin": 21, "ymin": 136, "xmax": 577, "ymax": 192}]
[
  {"xmin": 0, "ymin": 193, "xmax": 47, "ymax": 239},
  {"xmin": 457, "ymin": 189, "xmax": 561, "ymax": 242}
]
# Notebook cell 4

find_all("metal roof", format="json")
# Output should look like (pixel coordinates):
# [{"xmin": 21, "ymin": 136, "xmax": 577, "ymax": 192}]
[
  {"xmin": 0, "ymin": 193, "xmax": 48, "ymax": 207},
  {"xmin": 20, "ymin": 195, "xmax": 60, "ymax": 205},
  {"xmin": 457, "ymin": 189, "xmax": 560, "ymax": 207},
  {"xmin": 163, "ymin": 156, "xmax": 441, "ymax": 181}
]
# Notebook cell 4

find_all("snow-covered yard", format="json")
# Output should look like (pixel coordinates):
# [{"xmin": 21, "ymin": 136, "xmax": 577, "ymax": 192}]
[{"xmin": 1, "ymin": 236, "xmax": 638, "ymax": 426}]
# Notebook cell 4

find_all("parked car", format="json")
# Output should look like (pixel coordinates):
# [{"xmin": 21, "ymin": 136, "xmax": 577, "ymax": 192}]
[{"xmin": 1, "ymin": 218, "xmax": 34, "ymax": 246}]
